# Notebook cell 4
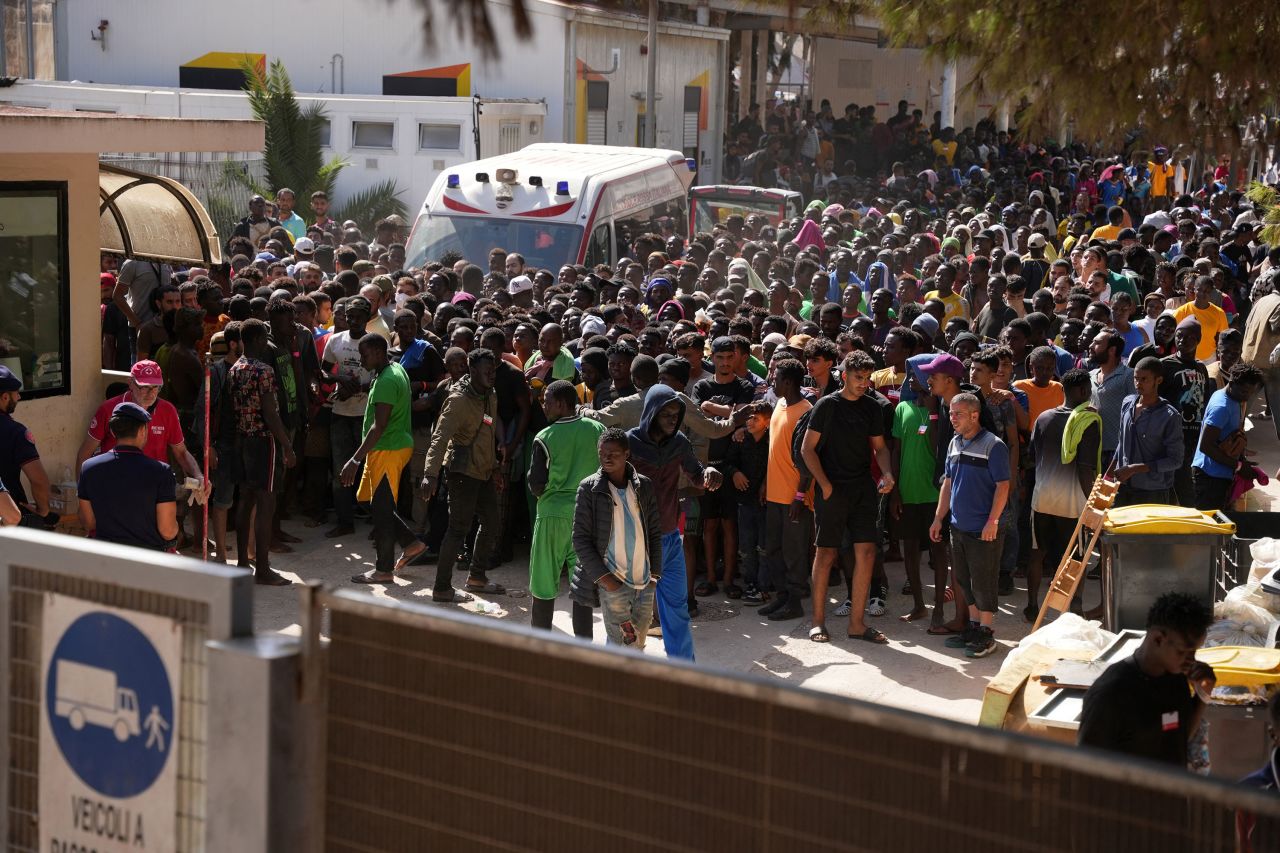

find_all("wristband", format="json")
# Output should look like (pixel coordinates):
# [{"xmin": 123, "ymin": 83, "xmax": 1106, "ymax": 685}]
[{"xmin": 794, "ymin": 491, "xmax": 806, "ymax": 501}]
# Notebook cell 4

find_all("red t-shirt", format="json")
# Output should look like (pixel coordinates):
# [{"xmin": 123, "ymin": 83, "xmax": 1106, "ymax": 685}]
[{"xmin": 87, "ymin": 392, "xmax": 185, "ymax": 463}]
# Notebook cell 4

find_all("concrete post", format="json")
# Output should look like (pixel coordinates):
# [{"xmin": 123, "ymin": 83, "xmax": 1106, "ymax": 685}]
[
  {"xmin": 646, "ymin": 0, "xmax": 658, "ymax": 147},
  {"xmin": 997, "ymin": 100, "xmax": 1011, "ymax": 133},
  {"xmin": 755, "ymin": 30, "xmax": 770, "ymax": 107},
  {"xmin": 940, "ymin": 60, "xmax": 957, "ymax": 130}
]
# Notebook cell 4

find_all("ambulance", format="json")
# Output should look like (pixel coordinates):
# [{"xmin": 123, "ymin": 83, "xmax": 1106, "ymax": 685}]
[
  {"xmin": 688, "ymin": 185, "xmax": 805, "ymax": 233},
  {"xmin": 404, "ymin": 144, "xmax": 697, "ymax": 271}
]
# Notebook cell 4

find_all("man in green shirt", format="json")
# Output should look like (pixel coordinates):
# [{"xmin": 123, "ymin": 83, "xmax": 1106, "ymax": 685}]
[
  {"xmin": 527, "ymin": 380, "xmax": 605, "ymax": 637},
  {"xmin": 343, "ymin": 334, "xmax": 417, "ymax": 584},
  {"xmin": 890, "ymin": 367, "xmax": 962, "ymax": 634}
]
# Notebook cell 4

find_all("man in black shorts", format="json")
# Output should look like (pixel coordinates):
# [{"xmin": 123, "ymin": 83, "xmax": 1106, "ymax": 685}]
[
  {"xmin": 226, "ymin": 319, "xmax": 296, "ymax": 585},
  {"xmin": 691, "ymin": 335, "xmax": 755, "ymax": 598},
  {"xmin": 800, "ymin": 350, "xmax": 895, "ymax": 644}
]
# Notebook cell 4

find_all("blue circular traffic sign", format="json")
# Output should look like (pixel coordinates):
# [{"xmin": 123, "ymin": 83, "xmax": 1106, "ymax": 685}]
[{"xmin": 44, "ymin": 611, "xmax": 174, "ymax": 798}]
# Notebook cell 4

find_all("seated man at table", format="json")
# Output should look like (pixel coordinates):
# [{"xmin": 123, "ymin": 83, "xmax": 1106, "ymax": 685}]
[{"xmin": 1078, "ymin": 592, "xmax": 1215, "ymax": 769}]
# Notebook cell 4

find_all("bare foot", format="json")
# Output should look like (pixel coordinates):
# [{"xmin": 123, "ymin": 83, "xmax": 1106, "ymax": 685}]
[
  {"xmin": 942, "ymin": 620, "xmax": 968, "ymax": 633},
  {"xmin": 900, "ymin": 607, "xmax": 928, "ymax": 622}
]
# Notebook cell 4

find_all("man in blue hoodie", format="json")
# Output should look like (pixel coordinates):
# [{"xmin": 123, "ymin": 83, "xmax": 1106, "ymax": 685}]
[{"xmin": 627, "ymin": 385, "xmax": 722, "ymax": 661}]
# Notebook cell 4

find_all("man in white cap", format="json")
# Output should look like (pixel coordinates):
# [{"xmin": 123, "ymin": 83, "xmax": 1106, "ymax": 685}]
[
  {"xmin": 509, "ymin": 274, "xmax": 535, "ymax": 310},
  {"xmin": 75, "ymin": 360, "xmax": 208, "ymax": 495},
  {"xmin": 579, "ymin": 315, "xmax": 607, "ymax": 339}
]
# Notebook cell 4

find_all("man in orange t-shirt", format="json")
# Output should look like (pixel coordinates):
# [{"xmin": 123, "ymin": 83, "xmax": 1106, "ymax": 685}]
[
  {"xmin": 1014, "ymin": 346, "xmax": 1065, "ymax": 425},
  {"xmin": 760, "ymin": 358, "xmax": 813, "ymax": 622}
]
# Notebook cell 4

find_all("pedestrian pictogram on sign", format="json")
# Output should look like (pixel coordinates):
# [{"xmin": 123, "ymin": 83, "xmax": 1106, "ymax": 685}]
[{"xmin": 39, "ymin": 595, "xmax": 182, "ymax": 852}]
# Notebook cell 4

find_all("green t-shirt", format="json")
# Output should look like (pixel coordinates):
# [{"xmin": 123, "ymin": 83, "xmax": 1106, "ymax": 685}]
[
  {"xmin": 891, "ymin": 400, "xmax": 940, "ymax": 504},
  {"xmin": 747, "ymin": 354, "xmax": 767, "ymax": 379},
  {"xmin": 532, "ymin": 415, "xmax": 606, "ymax": 519},
  {"xmin": 364, "ymin": 361, "xmax": 414, "ymax": 451}
]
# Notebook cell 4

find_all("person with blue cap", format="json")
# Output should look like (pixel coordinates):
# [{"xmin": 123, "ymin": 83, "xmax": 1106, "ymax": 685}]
[
  {"xmin": 77, "ymin": 401, "xmax": 179, "ymax": 551},
  {"xmin": 0, "ymin": 365, "xmax": 54, "ymax": 528}
]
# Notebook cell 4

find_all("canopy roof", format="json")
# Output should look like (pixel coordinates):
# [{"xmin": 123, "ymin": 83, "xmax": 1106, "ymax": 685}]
[{"xmin": 99, "ymin": 164, "xmax": 221, "ymax": 266}]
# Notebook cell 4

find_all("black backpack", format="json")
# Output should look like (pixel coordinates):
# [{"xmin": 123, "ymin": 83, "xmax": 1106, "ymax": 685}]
[{"xmin": 790, "ymin": 405, "xmax": 823, "ymax": 478}]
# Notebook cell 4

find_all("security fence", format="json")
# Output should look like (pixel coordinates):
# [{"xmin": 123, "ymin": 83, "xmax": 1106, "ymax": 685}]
[
  {"xmin": 3, "ymin": 525, "xmax": 1278, "ymax": 853},
  {"xmin": 305, "ymin": 587, "xmax": 1280, "ymax": 853}
]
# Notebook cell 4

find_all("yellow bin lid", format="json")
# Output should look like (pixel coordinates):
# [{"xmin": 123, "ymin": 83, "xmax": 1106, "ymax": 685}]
[{"xmin": 1102, "ymin": 505, "xmax": 1236, "ymax": 535}]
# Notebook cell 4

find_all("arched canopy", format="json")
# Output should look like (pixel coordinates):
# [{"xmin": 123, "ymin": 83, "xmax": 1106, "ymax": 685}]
[{"xmin": 99, "ymin": 164, "xmax": 222, "ymax": 266}]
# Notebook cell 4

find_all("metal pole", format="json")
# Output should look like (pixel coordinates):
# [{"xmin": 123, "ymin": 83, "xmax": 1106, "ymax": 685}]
[
  {"xmin": 203, "ymin": 353, "xmax": 211, "ymax": 562},
  {"xmin": 940, "ymin": 60, "xmax": 957, "ymax": 130},
  {"xmin": 646, "ymin": 0, "xmax": 657, "ymax": 147},
  {"xmin": 25, "ymin": 0, "xmax": 36, "ymax": 78}
]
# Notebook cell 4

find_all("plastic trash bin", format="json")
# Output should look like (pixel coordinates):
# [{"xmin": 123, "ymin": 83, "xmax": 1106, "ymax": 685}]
[
  {"xmin": 1223, "ymin": 510, "xmax": 1280, "ymax": 588},
  {"xmin": 1100, "ymin": 506, "xmax": 1234, "ymax": 630}
]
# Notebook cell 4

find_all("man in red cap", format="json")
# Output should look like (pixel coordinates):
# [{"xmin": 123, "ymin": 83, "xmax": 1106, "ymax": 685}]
[{"xmin": 76, "ymin": 361, "xmax": 208, "ymax": 501}]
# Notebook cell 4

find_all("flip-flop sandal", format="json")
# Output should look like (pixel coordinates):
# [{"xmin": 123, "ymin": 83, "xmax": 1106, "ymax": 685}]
[
  {"xmin": 808, "ymin": 625, "xmax": 830, "ymax": 643},
  {"xmin": 927, "ymin": 624, "xmax": 961, "ymax": 635},
  {"xmin": 351, "ymin": 572, "xmax": 396, "ymax": 585},
  {"xmin": 269, "ymin": 543, "xmax": 294, "ymax": 554},
  {"xmin": 394, "ymin": 543, "xmax": 428, "ymax": 571},
  {"xmin": 849, "ymin": 627, "xmax": 889, "ymax": 644},
  {"xmin": 432, "ymin": 589, "xmax": 475, "ymax": 603},
  {"xmin": 276, "ymin": 531, "xmax": 303, "ymax": 544},
  {"xmin": 865, "ymin": 597, "xmax": 886, "ymax": 617},
  {"xmin": 724, "ymin": 583, "xmax": 743, "ymax": 599},
  {"xmin": 465, "ymin": 580, "xmax": 506, "ymax": 595},
  {"xmin": 694, "ymin": 581, "xmax": 717, "ymax": 597},
  {"xmin": 1023, "ymin": 605, "xmax": 1039, "ymax": 623},
  {"xmin": 255, "ymin": 572, "xmax": 293, "ymax": 586}
]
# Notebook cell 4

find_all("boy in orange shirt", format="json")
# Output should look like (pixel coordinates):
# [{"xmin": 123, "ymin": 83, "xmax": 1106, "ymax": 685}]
[{"xmin": 1014, "ymin": 346, "xmax": 1065, "ymax": 425}]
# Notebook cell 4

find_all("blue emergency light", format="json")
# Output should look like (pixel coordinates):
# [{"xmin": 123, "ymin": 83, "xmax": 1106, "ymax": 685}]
[
  {"xmin": 686, "ymin": 158, "xmax": 697, "ymax": 171},
  {"xmin": 556, "ymin": 181, "xmax": 570, "ymax": 196},
  {"xmin": 446, "ymin": 174, "xmax": 460, "ymax": 188}
]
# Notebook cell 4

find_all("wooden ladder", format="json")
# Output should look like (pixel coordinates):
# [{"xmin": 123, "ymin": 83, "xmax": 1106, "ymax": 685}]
[{"xmin": 1031, "ymin": 476, "xmax": 1119, "ymax": 631}]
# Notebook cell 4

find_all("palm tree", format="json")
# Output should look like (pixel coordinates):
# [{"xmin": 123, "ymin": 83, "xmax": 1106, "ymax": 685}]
[
  {"xmin": 241, "ymin": 59, "xmax": 344, "ymax": 203},
  {"xmin": 240, "ymin": 59, "xmax": 406, "ymax": 229}
]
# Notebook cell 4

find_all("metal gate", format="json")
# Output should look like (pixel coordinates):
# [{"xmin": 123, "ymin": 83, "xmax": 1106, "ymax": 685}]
[{"xmin": 304, "ymin": 588, "xmax": 1280, "ymax": 853}]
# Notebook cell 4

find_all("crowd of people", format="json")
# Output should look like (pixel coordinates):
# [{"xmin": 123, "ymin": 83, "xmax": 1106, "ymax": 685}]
[{"xmin": 1, "ymin": 112, "xmax": 1278, "ymax": 671}]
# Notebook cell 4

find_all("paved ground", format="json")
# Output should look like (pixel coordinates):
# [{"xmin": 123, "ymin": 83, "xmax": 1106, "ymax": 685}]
[{"xmin": 244, "ymin": 405, "xmax": 1280, "ymax": 727}]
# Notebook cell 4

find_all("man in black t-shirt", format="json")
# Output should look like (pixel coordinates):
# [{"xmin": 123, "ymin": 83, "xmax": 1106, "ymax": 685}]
[
  {"xmin": 1079, "ymin": 593, "xmax": 1215, "ymax": 767},
  {"xmin": 691, "ymin": 336, "xmax": 756, "ymax": 598},
  {"xmin": 800, "ymin": 350, "xmax": 895, "ymax": 645},
  {"xmin": 1160, "ymin": 318, "xmax": 1210, "ymax": 506}
]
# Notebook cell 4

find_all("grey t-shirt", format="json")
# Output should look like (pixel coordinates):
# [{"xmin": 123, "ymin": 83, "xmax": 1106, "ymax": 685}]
[{"xmin": 117, "ymin": 259, "xmax": 171, "ymax": 326}]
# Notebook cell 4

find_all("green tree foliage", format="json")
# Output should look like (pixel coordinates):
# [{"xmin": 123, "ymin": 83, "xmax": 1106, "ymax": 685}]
[
  {"xmin": 842, "ymin": 0, "xmax": 1280, "ymax": 147},
  {"xmin": 241, "ymin": 58, "xmax": 405, "ymax": 231},
  {"xmin": 241, "ymin": 59, "xmax": 345, "ymax": 202}
]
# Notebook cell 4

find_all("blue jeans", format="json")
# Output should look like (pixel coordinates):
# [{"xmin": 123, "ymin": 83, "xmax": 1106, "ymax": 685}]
[
  {"xmin": 599, "ymin": 581, "xmax": 656, "ymax": 648},
  {"xmin": 330, "ymin": 414, "xmax": 363, "ymax": 525},
  {"xmin": 737, "ymin": 501, "xmax": 766, "ymax": 587},
  {"xmin": 656, "ymin": 531, "xmax": 694, "ymax": 661}
]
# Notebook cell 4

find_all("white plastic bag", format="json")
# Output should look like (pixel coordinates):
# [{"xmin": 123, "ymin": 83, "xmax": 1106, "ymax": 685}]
[
  {"xmin": 1225, "ymin": 580, "xmax": 1280, "ymax": 616},
  {"xmin": 1214, "ymin": 596, "xmax": 1277, "ymax": 633},
  {"xmin": 1006, "ymin": 612, "xmax": 1116, "ymax": 669},
  {"xmin": 1249, "ymin": 537, "xmax": 1280, "ymax": 581},
  {"xmin": 1204, "ymin": 617, "xmax": 1274, "ymax": 648}
]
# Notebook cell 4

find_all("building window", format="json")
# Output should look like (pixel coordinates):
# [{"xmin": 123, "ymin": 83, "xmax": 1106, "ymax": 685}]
[
  {"xmin": 0, "ymin": 183, "xmax": 69, "ymax": 398},
  {"xmin": 351, "ymin": 120, "xmax": 395, "ymax": 150},
  {"xmin": 586, "ymin": 81, "xmax": 608, "ymax": 145},
  {"xmin": 317, "ymin": 118, "xmax": 331, "ymax": 148},
  {"xmin": 418, "ymin": 123, "xmax": 461, "ymax": 151},
  {"xmin": 682, "ymin": 86, "xmax": 701, "ymax": 161}
]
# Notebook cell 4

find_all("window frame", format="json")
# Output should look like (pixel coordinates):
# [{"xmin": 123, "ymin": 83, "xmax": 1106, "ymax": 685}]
[
  {"xmin": 0, "ymin": 180, "xmax": 70, "ymax": 399},
  {"xmin": 350, "ymin": 119, "xmax": 397, "ymax": 151},
  {"xmin": 416, "ymin": 121, "xmax": 463, "ymax": 153}
]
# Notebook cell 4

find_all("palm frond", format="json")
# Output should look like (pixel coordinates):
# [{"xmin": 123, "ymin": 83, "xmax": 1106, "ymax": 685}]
[{"xmin": 334, "ymin": 179, "xmax": 408, "ymax": 231}]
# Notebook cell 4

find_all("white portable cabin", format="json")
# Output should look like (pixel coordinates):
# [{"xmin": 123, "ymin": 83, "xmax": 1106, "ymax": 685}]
[{"xmin": 404, "ymin": 143, "xmax": 697, "ymax": 272}]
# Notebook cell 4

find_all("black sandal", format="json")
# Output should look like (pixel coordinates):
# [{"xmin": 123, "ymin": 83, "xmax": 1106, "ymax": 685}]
[
  {"xmin": 432, "ymin": 588, "xmax": 475, "ymax": 603},
  {"xmin": 723, "ymin": 583, "xmax": 743, "ymax": 599},
  {"xmin": 694, "ymin": 581, "xmax": 717, "ymax": 597},
  {"xmin": 351, "ymin": 571, "xmax": 396, "ymax": 585},
  {"xmin": 808, "ymin": 625, "xmax": 830, "ymax": 643},
  {"xmin": 849, "ymin": 627, "xmax": 889, "ymax": 644}
]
